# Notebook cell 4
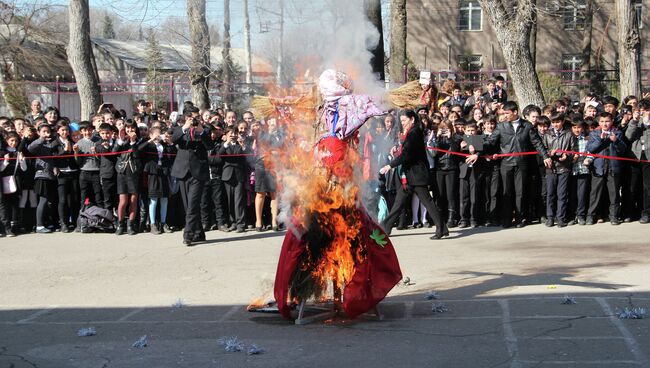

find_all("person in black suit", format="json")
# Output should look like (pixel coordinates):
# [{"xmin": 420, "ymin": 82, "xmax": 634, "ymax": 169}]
[
  {"xmin": 483, "ymin": 101, "xmax": 552, "ymax": 228},
  {"xmin": 171, "ymin": 107, "xmax": 212, "ymax": 246},
  {"xmin": 219, "ymin": 126, "xmax": 252, "ymax": 233},
  {"xmin": 379, "ymin": 109, "xmax": 448, "ymax": 239}
]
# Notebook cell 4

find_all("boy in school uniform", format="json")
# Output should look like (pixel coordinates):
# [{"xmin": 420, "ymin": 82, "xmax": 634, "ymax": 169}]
[
  {"xmin": 569, "ymin": 117, "xmax": 591, "ymax": 225},
  {"xmin": 542, "ymin": 113, "xmax": 574, "ymax": 227},
  {"xmin": 584, "ymin": 112, "xmax": 627, "ymax": 225},
  {"xmin": 94, "ymin": 123, "xmax": 118, "ymax": 214},
  {"xmin": 458, "ymin": 123, "xmax": 484, "ymax": 228},
  {"xmin": 73, "ymin": 121, "xmax": 102, "ymax": 208},
  {"xmin": 625, "ymin": 99, "xmax": 650, "ymax": 223}
]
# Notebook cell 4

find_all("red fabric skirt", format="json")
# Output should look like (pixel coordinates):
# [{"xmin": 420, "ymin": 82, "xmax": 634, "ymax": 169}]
[{"xmin": 274, "ymin": 207, "xmax": 402, "ymax": 320}]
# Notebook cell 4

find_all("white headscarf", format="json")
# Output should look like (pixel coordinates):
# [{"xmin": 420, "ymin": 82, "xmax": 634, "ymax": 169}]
[{"xmin": 318, "ymin": 69, "xmax": 353, "ymax": 101}]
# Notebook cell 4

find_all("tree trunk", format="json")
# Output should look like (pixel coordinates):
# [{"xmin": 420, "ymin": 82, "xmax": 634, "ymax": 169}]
[
  {"xmin": 389, "ymin": 0, "xmax": 406, "ymax": 84},
  {"xmin": 581, "ymin": 0, "xmax": 594, "ymax": 72},
  {"xmin": 615, "ymin": 0, "xmax": 641, "ymax": 98},
  {"xmin": 477, "ymin": 0, "xmax": 545, "ymax": 107},
  {"xmin": 222, "ymin": 0, "xmax": 232, "ymax": 106},
  {"xmin": 529, "ymin": 0, "xmax": 537, "ymax": 68},
  {"xmin": 68, "ymin": 0, "xmax": 102, "ymax": 120},
  {"xmin": 243, "ymin": 0, "xmax": 253, "ymax": 84},
  {"xmin": 364, "ymin": 0, "xmax": 385, "ymax": 80},
  {"xmin": 187, "ymin": 0, "xmax": 211, "ymax": 109}
]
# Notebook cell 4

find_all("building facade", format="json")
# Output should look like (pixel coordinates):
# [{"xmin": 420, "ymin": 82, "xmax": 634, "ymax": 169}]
[{"xmin": 406, "ymin": 0, "xmax": 646, "ymax": 89}]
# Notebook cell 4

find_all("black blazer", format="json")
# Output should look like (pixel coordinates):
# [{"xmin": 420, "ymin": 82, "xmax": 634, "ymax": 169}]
[
  {"xmin": 484, "ymin": 118, "xmax": 549, "ymax": 167},
  {"xmin": 388, "ymin": 123, "xmax": 430, "ymax": 187},
  {"xmin": 219, "ymin": 141, "xmax": 251, "ymax": 182},
  {"xmin": 95, "ymin": 140, "xmax": 118, "ymax": 179},
  {"xmin": 170, "ymin": 125, "xmax": 212, "ymax": 181}
]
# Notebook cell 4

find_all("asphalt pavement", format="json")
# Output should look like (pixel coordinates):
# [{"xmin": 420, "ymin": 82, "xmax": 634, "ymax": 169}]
[{"xmin": 1, "ymin": 221, "xmax": 649, "ymax": 367}]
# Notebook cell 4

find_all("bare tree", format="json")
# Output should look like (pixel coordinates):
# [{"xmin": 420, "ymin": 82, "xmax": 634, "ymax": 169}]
[
  {"xmin": 243, "ymin": 0, "xmax": 252, "ymax": 84},
  {"xmin": 615, "ymin": 0, "xmax": 640, "ymax": 97},
  {"xmin": 389, "ymin": 0, "xmax": 406, "ymax": 84},
  {"xmin": 364, "ymin": 0, "xmax": 385, "ymax": 80},
  {"xmin": 477, "ymin": 0, "xmax": 545, "ymax": 108},
  {"xmin": 222, "ymin": 0, "xmax": 232, "ymax": 106},
  {"xmin": 529, "ymin": 0, "xmax": 537, "ymax": 68},
  {"xmin": 187, "ymin": 0, "xmax": 211, "ymax": 109},
  {"xmin": 581, "ymin": 0, "xmax": 594, "ymax": 72},
  {"xmin": 68, "ymin": 0, "xmax": 101, "ymax": 119}
]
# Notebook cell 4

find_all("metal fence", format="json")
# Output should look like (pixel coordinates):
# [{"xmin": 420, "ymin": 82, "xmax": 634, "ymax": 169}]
[
  {"xmin": 0, "ymin": 80, "xmax": 265, "ymax": 120},
  {"xmin": 2, "ymin": 69, "xmax": 649, "ymax": 120}
]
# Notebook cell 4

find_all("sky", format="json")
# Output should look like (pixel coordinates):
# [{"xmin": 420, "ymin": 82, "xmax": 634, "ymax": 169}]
[{"xmin": 24, "ymin": 0, "xmax": 390, "ymax": 49}]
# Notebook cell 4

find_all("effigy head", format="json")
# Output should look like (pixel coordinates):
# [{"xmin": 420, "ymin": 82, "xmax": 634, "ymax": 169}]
[{"xmin": 318, "ymin": 69, "xmax": 353, "ymax": 100}]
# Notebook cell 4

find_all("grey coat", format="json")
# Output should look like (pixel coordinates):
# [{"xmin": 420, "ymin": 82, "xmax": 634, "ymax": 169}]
[{"xmin": 625, "ymin": 119, "xmax": 650, "ymax": 160}]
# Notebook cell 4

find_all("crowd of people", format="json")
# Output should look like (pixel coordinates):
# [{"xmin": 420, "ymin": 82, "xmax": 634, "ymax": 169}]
[
  {"xmin": 362, "ymin": 78, "xmax": 649, "ymax": 234},
  {"xmin": 1, "ymin": 78, "xmax": 649, "ymax": 241}
]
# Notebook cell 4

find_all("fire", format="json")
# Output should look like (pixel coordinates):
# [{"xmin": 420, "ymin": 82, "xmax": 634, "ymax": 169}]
[{"xmin": 254, "ymin": 75, "xmax": 368, "ymax": 305}]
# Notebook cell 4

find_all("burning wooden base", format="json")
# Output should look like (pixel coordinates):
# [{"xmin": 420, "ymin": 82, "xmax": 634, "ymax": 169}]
[{"xmin": 292, "ymin": 300, "xmax": 383, "ymax": 325}]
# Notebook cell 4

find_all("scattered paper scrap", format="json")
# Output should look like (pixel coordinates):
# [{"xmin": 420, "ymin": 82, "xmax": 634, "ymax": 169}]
[
  {"xmin": 77, "ymin": 327, "xmax": 97, "ymax": 337},
  {"xmin": 547, "ymin": 285, "xmax": 557, "ymax": 289},
  {"xmin": 172, "ymin": 298, "xmax": 185, "ymax": 308},
  {"xmin": 432, "ymin": 302, "xmax": 449, "ymax": 313},
  {"xmin": 616, "ymin": 307, "xmax": 647, "ymax": 319},
  {"xmin": 247, "ymin": 344, "xmax": 265, "ymax": 355},
  {"xmin": 561, "ymin": 295, "xmax": 577, "ymax": 305},
  {"xmin": 218, "ymin": 336, "xmax": 244, "ymax": 352},
  {"xmin": 425, "ymin": 291, "xmax": 440, "ymax": 300},
  {"xmin": 132, "ymin": 335, "xmax": 148, "ymax": 348}
]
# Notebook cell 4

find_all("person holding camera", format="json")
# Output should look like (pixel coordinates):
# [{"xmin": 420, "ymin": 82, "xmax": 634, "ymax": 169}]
[
  {"xmin": 171, "ymin": 106, "xmax": 212, "ymax": 246},
  {"xmin": 219, "ymin": 126, "xmax": 252, "ymax": 233}
]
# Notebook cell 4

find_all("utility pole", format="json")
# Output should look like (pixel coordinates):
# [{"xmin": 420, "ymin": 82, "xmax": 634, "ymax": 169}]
[
  {"xmin": 243, "ymin": 0, "xmax": 253, "ymax": 84},
  {"xmin": 277, "ymin": 0, "xmax": 284, "ymax": 85}
]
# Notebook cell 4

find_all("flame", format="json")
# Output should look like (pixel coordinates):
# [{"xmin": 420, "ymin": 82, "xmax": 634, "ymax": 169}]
[{"xmin": 254, "ymin": 69, "xmax": 370, "ymax": 304}]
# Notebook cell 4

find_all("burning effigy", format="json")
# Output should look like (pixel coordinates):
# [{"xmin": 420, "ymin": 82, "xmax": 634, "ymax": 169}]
[{"xmin": 263, "ymin": 69, "xmax": 402, "ymax": 321}]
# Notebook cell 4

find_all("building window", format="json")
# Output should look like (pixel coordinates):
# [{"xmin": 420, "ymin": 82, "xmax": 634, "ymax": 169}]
[
  {"xmin": 458, "ymin": 54, "xmax": 482, "ymax": 81},
  {"xmin": 634, "ymin": 0, "xmax": 643, "ymax": 29},
  {"xmin": 563, "ymin": 0, "xmax": 587, "ymax": 30},
  {"xmin": 458, "ymin": 0, "xmax": 482, "ymax": 31},
  {"xmin": 561, "ymin": 54, "xmax": 583, "ymax": 81}
]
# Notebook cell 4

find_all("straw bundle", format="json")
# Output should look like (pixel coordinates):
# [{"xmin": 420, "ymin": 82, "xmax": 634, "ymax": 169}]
[
  {"xmin": 387, "ymin": 80, "xmax": 423, "ymax": 109},
  {"xmin": 251, "ymin": 94, "xmax": 318, "ymax": 119},
  {"xmin": 251, "ymin": 96, "xmax": 276, "ymax": 118}
]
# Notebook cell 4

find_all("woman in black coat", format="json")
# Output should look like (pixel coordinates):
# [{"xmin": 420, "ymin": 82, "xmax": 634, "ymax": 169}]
[{"xmin": 379, "ymin": 110, "xmax": 448, "ymax": 239}]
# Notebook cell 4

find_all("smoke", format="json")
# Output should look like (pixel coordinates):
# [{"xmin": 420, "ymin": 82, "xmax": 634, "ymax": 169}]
[{"xmin": 276, "ymin": 1, "xmax": 386, "ymax": 98}]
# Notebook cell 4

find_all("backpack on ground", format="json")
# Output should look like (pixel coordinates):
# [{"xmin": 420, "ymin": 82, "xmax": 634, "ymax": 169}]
[{"xmin": 77, "ymin": 205, "xmax": 115, "ymax": 233}]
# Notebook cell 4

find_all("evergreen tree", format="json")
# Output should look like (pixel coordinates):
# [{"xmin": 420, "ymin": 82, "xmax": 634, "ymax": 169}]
[{"xmin": 102, "ymin": 15, "xmax": 116, "ymax": 39}]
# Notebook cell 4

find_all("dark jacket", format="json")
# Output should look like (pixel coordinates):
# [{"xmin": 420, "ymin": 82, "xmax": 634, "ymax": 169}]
[
  {"xmin": 459, "ymin": 134, "xmax": 484, "ymax": 179},
  {"xmin": 95, "ymin": 139, "xmax": 118, "ymax": 179},
  {"xmin": 219, "ymin": 140, "xmax": 252, "ymax": 183},
  {"xmin": 431, "ymin": 134, "xmax": 462, "ymax": 171},
  {"xmin": 27, "ymin": 138, "xmax": 59, "ymax": 181},
  {"xmin": 138, "ymin": 140, "xmax": 175, "ymax": 176},
  {"xmin": 586, "ymin": 129, "xmax": 627, "ymax": 176},
  {"xmin": 484, "ymin": 118, "xmax": 549, "ymax": 167},
  {"xmin": 171, "ymin": 125, "xmax": 212, "ymax": 181},
  {"xmin": 53, "ymin": 137, "xmax": 79, "ymax": 172},
  {"xmin": 207, "ymin": 137, "xmax": 225, "ymax": 180},
  {"xmin": 113, "ymin": 138, "xmax": 143, "ymax": 176},
  {"xmin": 388, "ymin": 123, "xmax": 430, "ymax": 187},
  {"xmin": 542, "ymin": 129, "xmax": 574, "ymax": 174},
  {"xmin": 625, "ymin": 119, "xmax": 650, "ymax": 160}
]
